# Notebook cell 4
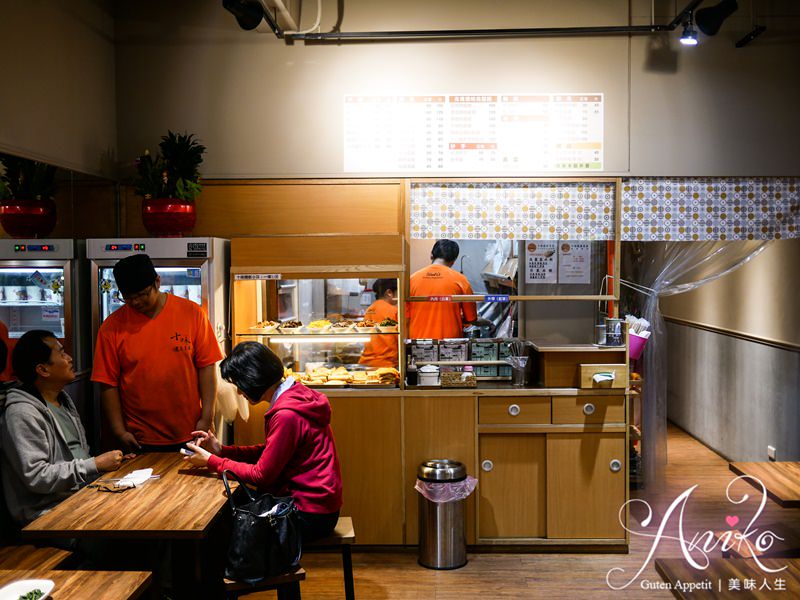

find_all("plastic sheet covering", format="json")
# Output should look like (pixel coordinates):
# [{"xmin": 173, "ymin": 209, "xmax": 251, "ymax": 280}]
[
  {"xmin": 634, "ymin": 241, "xmax": 769, "ymax": 488},
  {"xmin": 415, "ymin": 476, "xmax": 478, "ymax": 503}
]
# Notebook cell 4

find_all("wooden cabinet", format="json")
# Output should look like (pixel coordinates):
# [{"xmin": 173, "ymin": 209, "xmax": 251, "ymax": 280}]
[
  {"xmin": 552, "ymin": 395, "xmax": 625, "ymax": 425},
  {"xmin": 329, "ymin": 396, "xmax": 404, "ymax": 545},
  {"xmin": 403, "ymin": 395, "xmax": 476, "ymax": 545},
  {"xmin": 546, "ymin": 433, "xmax": 626, "ymax": 539},
  {"xmin": 478, "ymin": 396, "xmax": 550, "ymax": 424},
  {"xmin": 478, "ymin": 434, "xmax": 546, "ymax": 539}
]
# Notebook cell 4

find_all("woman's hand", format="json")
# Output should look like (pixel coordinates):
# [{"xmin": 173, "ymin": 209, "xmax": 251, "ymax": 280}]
[
  {"xmin": 190, "ymin": 429, "xmax": 222, "ymax": 455},
  {"xmin": 183, "ymin": 442, "xmax": 211, "ymax": 467}
]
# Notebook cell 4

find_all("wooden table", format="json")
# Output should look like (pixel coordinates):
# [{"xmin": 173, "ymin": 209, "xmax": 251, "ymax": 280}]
[
  {"xmin": 0, "ymin": 569, "xmax": 151, "ymax": 600},
  {"xmin": 655, "ymin": 558, "xmax": 800, "ymax": 599},
  {"xmin": 23, "ymin": 452, "xmax": 228, "ymax": 539},
  {"xmin": 22, "ymin": 453, "xmax": 230, "ymax": 598},
  {"xmin": 729, "ymin": 462, "xmax": 800, "ymax": 508}
]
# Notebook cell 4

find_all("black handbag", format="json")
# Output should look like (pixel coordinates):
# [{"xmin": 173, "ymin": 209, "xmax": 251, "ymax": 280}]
[{"xmin": 222, "ymin": 470, "xmax": 302, "ymax": 583}]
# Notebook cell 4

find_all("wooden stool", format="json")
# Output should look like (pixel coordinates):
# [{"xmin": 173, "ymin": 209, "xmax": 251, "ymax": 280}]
[
  {"xmin": 0, "ymin": 545, "xmax": 72, "ymax": 570},
  {"xmin": 305, "ymin": 516, "xmax": 356, "ymax": 600},
  {"xmin": 223, "ymin": 566, "xmax": 305, "ymax": 599}
]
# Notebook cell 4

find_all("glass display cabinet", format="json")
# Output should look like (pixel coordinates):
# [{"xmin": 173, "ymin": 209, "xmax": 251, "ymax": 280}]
[{"xmin": 233, "ymin": 275, "xmax": 401, "ymax": 388}]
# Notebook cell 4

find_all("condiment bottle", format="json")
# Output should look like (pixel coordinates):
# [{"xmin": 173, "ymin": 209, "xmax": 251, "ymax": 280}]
[{"xmin": 406, "ymin": 356, "xmax": 418, "ymax": 386}]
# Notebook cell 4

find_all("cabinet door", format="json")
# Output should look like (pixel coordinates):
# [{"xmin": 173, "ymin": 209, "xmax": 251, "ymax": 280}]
[
  {"xmin": 404, "ymin": 396, "xmax": 476, "ymax": 545},
  {"xmin": 546, "ymin": 433, "xmax": 626, "ymax": 539},
  {"xmin": 478, "ymin": 434, "xmax": 546, "ymax": 539},
  {"xmin": 330, "ymin": 396, "xmax": 404, "ymax": 544}
]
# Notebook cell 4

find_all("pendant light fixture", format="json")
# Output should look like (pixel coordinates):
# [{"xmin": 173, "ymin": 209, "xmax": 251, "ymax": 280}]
[{"xmin": 680, "ymin": 12, "xmax": 699, "ymax": 46}]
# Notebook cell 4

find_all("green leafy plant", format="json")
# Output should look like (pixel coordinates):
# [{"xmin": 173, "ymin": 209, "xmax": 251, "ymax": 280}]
[
  {"xmin": 0, "ymin": 153, "xmax": 57, "ymax": 201},
  {"xmin": 134, "ymin": 131, "xmax": 206, "ymax": 202}
]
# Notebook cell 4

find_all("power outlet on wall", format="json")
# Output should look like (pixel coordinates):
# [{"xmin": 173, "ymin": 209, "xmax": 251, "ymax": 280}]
[{"xmin": 767, "ymin": 445, "xmax": 777, "ymax": 461}]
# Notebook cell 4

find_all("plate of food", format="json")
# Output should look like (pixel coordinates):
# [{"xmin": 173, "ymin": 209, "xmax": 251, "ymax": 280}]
[
  {"xmin": 307, "ymin": 319, "xmax": 332, "ymax": 334},
  {"xmin": 0, "ymin": 579, "xmax": 55, "ymax": 600},
  {"xmin": 330, "ymin": 319, "xmax": 355, "ymax": 333},
  {"xmin": 279, "ymin": 319, "xmax": 304, "ymax": 334},
  {"xmin": 377, "ymin": 317, "xmax": 399, "ymax": 333},
  {"xmin": 355, "ymin": 319, "xmax": 377, "ymax": 333},
  {"xmin": 250, "ymin": 320, "xmax": 280, "ymax": 333}
]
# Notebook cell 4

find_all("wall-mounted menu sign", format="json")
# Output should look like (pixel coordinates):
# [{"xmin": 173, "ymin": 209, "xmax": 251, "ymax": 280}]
[
  {"xmin": 525, "ymin": 240, "xmax": 592, "ymax": 284},
  {"xmin": 344, "ymin": 94, "xmax": 603, "ymax": 173},
  {"xmin": 525, "ymin": 241, "xmax": 557, "ymax": 284},
  {"xmin": 557, "ymin": 241, "xmax": 591, "ymax": 284}
]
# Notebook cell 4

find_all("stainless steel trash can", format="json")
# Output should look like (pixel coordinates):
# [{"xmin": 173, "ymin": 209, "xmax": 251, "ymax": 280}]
[{"xmin": 417, "ymin": 459, "xmax": 467, "ymax": 569}]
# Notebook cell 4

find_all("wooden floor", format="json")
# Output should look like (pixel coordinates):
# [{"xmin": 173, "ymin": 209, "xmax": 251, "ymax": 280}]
[{"xmin": 250, "ymin": 425, "xmax": 800, "ymax": 598}]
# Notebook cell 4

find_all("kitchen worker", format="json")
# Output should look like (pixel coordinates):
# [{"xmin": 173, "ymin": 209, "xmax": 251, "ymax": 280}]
[
  {"xmin": 408, "ymin": 239, "xmax": 493, "ymax": 339},
  {"xmin": 359, "ymin": 278, "xmax": 398, "ymax": 368},
  {"xmin": 92, "ymin": 254, "xmax": 222, "ymax": 453}
]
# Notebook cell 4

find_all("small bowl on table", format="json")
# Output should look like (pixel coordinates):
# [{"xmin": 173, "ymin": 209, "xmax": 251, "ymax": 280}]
[
  {"xmin": 356, "ymin": 325, "xmax": 377, "ymax": 333},
  {"xmin": 377, "ymin": 325, "xmax": 398, "ymax": 333}
]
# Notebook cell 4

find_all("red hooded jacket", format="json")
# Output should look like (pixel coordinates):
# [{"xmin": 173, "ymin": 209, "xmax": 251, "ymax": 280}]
[{"xmin": 207, "ymin": 382, "xmax": 343, "ymax": 514}]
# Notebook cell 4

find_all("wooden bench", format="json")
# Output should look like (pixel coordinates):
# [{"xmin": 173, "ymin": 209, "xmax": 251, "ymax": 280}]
[
  {"xmin": 224, "ymin": 566, "xmax": 306, "ymax": 599},
  {"xmin": 0, "ymin": 545, "xmax": 73, "ymax": 570},
  {"xmin": 305, "ymin": 516, "xmax": 356, "ymax": 600}
]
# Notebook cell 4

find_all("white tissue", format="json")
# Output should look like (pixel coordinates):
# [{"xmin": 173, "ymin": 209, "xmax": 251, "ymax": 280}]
[
  {"xmin": 116, "ymin": 468, "xmax": 153, "ymax": 489},
  {"xmin": 593, "ymin": 372, "xmax": 616, "ymax": 383}
]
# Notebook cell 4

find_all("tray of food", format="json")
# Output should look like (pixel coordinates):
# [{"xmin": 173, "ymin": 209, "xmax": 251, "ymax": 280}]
[
  {"xmin": 355, "ymin": 319, "xmax": 378, "ymax": 333},
  {"xmin": 248, "ymin": 320, "xmax": 280, "ymax": 333},
  {"xmin": 307, "ymin": 319, "xmax": 332, "ymax": 333},
  {"xmin": 278, "ymin": 319, "xmax": 305, "ymax": 334},
  {"xmin": 377, "ymin": 317, "xmax": 399, "ymax": 333},
  {"xmin": 289, "ymin": 366, "xmax": 400, "ymax": 388},
  {"xmin": 330, "ymin": 319, "xmax": 355, "ymax": 333}
]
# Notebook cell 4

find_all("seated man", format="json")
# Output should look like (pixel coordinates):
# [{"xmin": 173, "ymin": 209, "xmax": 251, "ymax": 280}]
[{"xmin": 0, "ymin": 330, "xmax": 126, "ymax": 525}]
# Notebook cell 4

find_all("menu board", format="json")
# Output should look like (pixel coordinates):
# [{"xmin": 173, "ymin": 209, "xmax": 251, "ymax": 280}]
[
  {"xmin": 525, "ymin": 241, "xmax": 558, "ymax": 284},
  {"xmin": 344, "ymin": 93, "xmax": 603, "ymax": 172}
]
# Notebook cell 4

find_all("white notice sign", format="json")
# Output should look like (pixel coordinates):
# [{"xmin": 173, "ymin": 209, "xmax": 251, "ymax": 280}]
[
  {"xmin": 344, "ymin": 93, "xmax": 603, "ymax": 173},
  {"xmin": 525, "ymin": 241, "xmax": 557, "ymax": 284},
  {"xmin": 557, "ymin": 241, "xmax": 591, "ymax": 284}
]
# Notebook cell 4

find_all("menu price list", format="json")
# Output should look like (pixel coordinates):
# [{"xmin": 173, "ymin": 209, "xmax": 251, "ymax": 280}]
[{"xmin": 344, "ymin": 93, "xmax": 603, "ymax": 172}]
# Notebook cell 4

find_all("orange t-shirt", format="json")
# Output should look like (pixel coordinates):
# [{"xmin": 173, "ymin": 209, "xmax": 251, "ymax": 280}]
[
  {"xmin": 91, "ymin": 295, "xmax": 223, "ymax": 446},
  {"xmin": 408, "ymin": 264, "xmax": 478, "ymax": 340},
  {"xmin": 359, "ymin": 299, "xmax": 398, "ymax": 367}
]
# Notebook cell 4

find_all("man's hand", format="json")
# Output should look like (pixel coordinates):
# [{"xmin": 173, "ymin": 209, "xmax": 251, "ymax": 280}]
[
  {"xmin": 117, "ymin": 431, "xmax": 141, "ymax": 453},
  {"xmin": 183, "ymin": 442, "xmax": 211, "ymax": 468},
  {"xmin": 190, "ymin": 429, "xmax": 222, "ymax": 455},
  {"xmin": 95, "ymin": 450, "xmax": 124, "ymax": 472},
  {"xmin": 195, "ymin": 417, "xmax": 213, "ymax": 436}
]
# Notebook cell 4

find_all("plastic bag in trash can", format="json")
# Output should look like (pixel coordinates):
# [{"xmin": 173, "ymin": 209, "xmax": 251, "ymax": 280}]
[{"xmin": 415, "ymin": 476, "xmax": 478, "ymax": 502}]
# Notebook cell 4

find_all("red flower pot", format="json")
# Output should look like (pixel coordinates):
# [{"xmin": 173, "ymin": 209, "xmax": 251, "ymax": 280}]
[
  {"xmin": 141, "ymin": 197, "xmax": 197, "ymax": 237},
  {"xmin": 0, "ymin": 198, "xmax": 57, "ymax": 238}
]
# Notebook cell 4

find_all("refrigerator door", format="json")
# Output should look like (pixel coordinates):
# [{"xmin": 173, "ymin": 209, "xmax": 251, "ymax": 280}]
[
  {"xmin": 0, "ymin": 265, "xmax": 67, "ymax": 339},
  {"xmin": 97, "ymin": 265, "xmax": 204, "ymax": 322}
]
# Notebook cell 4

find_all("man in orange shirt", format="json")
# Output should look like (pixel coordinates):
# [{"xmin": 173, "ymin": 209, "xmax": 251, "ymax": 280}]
[
  {"xmin": 359, "ymin": 278, "xmax": 398, "ymax": 368},
  {"xmin": 409, "ymin": 240, "xmax": 492, "ymax": 339},
  {"xmin": 91, "ymin": 254, "xmax": 222, "ymax": 453}
]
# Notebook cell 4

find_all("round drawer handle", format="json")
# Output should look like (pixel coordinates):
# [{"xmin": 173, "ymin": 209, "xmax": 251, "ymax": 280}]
[
  {"xmin": 481, "ymin": 459, "xmax": 494, "ymax": 472},
  {"xmin": 609, "ymin": 459, "xmax": 622, "ymax": 473},
  {"xmin": 583, "ymin": 403, "xmax": 596, "ymax": 416},
  {"xmin": 508, "ymin": 404, "xmax": 521, "ymax": 417}
]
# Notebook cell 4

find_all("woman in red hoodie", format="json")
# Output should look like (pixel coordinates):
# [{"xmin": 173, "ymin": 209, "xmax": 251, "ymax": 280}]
[{"xmin": 185, "ymin": 342, "xmax": 343, "ymax": 541}]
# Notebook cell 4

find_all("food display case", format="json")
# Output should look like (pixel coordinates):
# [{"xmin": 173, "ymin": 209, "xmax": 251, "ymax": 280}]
[{"xmin": 231, "ymin": 235, "xmax": 406, "ymax": 390}]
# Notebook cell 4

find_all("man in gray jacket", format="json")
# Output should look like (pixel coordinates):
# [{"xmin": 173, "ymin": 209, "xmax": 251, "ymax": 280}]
[{"xmin": 0, "ymin": 330, "xmax": 126, "ymax": 525}]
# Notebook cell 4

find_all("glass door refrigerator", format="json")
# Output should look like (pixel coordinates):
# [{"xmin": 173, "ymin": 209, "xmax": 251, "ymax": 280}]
[
  {"xmin": 0, "ymin": 239, "xmax": 89, "ymax": 376},
  {"xmin": 87, "ymin": 237, "xmax": 230, "ymax": 349},
  {"xmin": 87, "ymin": 237, "xmax": 230, "ymax": 446}
]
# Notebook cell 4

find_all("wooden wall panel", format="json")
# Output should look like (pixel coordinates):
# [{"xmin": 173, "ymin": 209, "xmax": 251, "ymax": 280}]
[
  {"xmin": 231, "ymin": 235, "xmax": 404, "ymax": 269},
  {"xmin": 121, "ymin": 180, "xmax": 405, "ymax": 238}
]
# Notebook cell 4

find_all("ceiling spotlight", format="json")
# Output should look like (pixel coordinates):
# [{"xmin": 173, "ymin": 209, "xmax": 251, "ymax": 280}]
[
  {"xmin": 696, "ymin": 0, "xmax": 739, "ymax": 36},
  {"xmin": 680, "ymin": 14, "xmax": 699, "ymax": 46},
  {"xmin": 222, "ymin": 0, "xmax": 265, "ymax": 31}
]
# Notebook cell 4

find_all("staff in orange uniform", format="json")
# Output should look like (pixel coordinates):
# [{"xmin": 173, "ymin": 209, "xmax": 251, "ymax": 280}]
[
  {"xmin": 408, "ymin": 240, "xmax": 492, "ymax": 340},
  {"xmin": 359, "ymin": 279, "xmax": 398, "ymax": 368}
]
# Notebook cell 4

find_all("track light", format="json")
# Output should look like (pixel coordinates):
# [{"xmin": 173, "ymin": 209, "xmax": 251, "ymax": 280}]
[
  {"xmin": 696, "ymin": 0, "xmax": 739, "ymax": 36},
  {"xmin": 222, "ymin": 0, "xmax": 264, "ymax": 31},
  {"xmin": 679, "ymin": 14, "xmax": 698, "ymax": 46}
]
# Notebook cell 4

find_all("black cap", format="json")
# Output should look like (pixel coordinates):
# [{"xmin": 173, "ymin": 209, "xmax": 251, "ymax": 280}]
[{"xmin": 114, "ymin": 254, "xmax": 158, "ymax": 296}]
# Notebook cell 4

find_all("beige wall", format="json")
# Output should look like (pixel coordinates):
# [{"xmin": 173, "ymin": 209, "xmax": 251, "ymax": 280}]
[
  {"xmin": 112, "ymin": 0, "xmax": 800, "ymax": 179},
  {"xmin": 0, "ymin": 0, "xmax": 117, "ymax": 178},
  {"xmin": 660, "ymin": 239, "xmax": 800, "ymax": 348}
]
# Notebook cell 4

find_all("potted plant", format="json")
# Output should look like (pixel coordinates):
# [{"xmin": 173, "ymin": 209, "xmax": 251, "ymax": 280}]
[
  {"xmin": 0, "ymin": 154, "xmax": 58, "ymax": 238},
  {"xmin": 134, "ymin": 131, "xmax": 206, "ymax": 236}
]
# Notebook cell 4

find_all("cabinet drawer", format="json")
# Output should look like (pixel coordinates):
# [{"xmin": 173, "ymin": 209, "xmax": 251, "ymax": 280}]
[
  {"xmin": 552, "ymin": 396, "xmax": 625, "ymax": 424},
  {"xmin": 479, "ymin": 397, "xmax": 551, "ymax": 424}
]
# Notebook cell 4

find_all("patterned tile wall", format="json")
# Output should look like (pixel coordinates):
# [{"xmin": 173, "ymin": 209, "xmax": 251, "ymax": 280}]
[{"xmin": 409, "ymin": 178, "xmax": 799, "ymax": 241}]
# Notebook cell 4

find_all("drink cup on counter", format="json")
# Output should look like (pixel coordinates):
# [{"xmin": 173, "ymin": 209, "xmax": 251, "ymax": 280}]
[
  {"xmin": 508, "ymin": 356, "xmax": 528, "ymax": 388},
  {"xmin": 604, "ymin": 318, "xmax": 625, "ymax": 346},
  {"xmin": 595, "ymin": 324, "xmax": 607, "ymax": 345}
]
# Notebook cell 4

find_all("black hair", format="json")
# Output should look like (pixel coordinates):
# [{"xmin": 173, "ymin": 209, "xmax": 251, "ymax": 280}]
[
  {"xmin": 220, "ymin": 342, "xmax": 284, "ymax": 402},
  {"xmin": 373, "ymin": 278, "xmax": 398, "ymax": 299},
  {"xmin": 12, "ymin": 330, "xmax": 57, "ymax": 385},
  {"xmin": 431, "ymin": 239, "xmax": 460, "ymax": 263}
]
